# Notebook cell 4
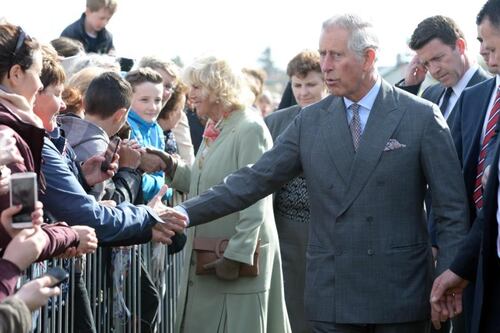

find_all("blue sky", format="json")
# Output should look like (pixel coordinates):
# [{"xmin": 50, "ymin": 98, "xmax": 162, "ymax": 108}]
[{"xmin": 2, "ymin": 0, "xmax": 485, "ymax": 70}]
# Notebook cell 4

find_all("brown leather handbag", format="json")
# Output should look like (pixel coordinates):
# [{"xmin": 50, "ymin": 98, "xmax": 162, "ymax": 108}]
[{"xmin": 192, "ymin": 237, "xmax": 260, "ymax": 276}]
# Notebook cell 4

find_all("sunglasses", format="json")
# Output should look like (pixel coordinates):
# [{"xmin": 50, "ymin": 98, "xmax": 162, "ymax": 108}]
[
  {"xmin": 12, "ymin": 28, "xmax": 26, "ymax": 58},
  {"xmin": 7, "ymin": 28, "xmax": 28, "ymax": 79}
]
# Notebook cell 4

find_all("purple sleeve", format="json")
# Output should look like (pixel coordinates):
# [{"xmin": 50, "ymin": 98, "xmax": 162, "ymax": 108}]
[
  {"xmin": 0, "ymin": 224, "xmax": 12, "ymax": 249},
  {"xmin": 37, "ymin": 223, "xmax": 80, "ymax": 261},
  {"xmin": 0, "ymin": 259, "xmax": 21, "ymax": 301}
]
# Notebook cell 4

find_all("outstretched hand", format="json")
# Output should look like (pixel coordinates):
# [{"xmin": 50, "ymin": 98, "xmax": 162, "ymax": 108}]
[
  {"xmin": 430, "ymin": 269, "xmax": 469, "ymax": 329},
  {"xmin": 148, "ymin": 185, "xmax": 187, "ymax": 244},
  {"xmin": 139, "ymin": 151, "xmax": 166, "ymax": 174}
]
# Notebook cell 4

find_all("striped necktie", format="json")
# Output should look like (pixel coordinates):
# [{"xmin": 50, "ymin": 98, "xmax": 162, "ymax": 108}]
[{"xmin": 473, "ymin": 85, "xmax": 500, "ymax": 209}]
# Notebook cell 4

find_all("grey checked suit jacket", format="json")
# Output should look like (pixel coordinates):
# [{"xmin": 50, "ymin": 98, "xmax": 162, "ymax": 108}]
[{"xmin": 181, "ymin": 80, "xmax": 469, "ymax": 324}]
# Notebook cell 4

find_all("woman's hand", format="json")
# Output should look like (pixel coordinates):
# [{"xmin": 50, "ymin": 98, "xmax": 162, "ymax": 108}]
[
  {"xmin": 203, "ymin": 257, "xmax": 241, "ymax": 281},
  {"xmin": 2, "ymin": 226, "xmax": 47, "ymax": 271},
  {"xmin": 1, "ymin": 201, "xmax": 44, "ymax": 238},
  {"xmin": 0, "ymin": 129, "xmax": 23, "ymax": 166}
]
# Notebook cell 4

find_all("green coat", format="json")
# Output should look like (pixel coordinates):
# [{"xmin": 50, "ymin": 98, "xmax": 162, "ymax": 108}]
[{"xmin": 172, "ymin": 109, "xmax": 290, "ymax": 333}]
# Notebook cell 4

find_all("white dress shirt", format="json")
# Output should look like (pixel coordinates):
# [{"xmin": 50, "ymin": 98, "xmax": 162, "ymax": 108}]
[{"xmin": 440, "ymin": 65, "xmax": 479, "ymax": 120}]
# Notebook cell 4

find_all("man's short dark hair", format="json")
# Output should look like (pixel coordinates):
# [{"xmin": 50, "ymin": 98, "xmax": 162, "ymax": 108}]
[
  {"xmin": 84, "ymin": 71, "xmax": 132, "ymax": 119},
  {"xmin": 409, "ymin": 15, "xmax": 465, "ymax": 50},
  {"xmin": 477, "ymin": 0, "xmax": 500, "ymax": 27}
]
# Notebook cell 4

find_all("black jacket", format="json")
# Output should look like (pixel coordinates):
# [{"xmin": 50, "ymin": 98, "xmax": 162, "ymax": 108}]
[{"xmin": 61, "ymin": 13, "xmax": 114, "ymax": 54}]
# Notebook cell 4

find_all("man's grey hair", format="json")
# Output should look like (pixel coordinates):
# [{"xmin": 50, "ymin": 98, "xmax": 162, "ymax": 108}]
[{"xmin": 322, "ymin": 14, "xmax": 379, "ymax": 59}]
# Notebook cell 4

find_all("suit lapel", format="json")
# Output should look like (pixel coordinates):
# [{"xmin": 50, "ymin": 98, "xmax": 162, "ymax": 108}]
[
  {"xmin": 424, "ymin": 84, "xmax": 446, "ymax": 105},
  {"xmin": 466, "ymin": 68, "xmax": 490, "ymax": 87},
  {"xmin": 319, "ymin": 96, "xmax": 354, "ymax": 185},
  {"xmin": 338, "ymin": 81, "xmax": 404, "ymax": 215},
  {"xmin": 464, "ymin": 78, "xmax": 497, "ymax": 169}
]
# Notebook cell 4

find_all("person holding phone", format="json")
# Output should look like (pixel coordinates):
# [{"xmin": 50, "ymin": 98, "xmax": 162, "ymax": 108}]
[
  {"xmin": 0, "ymin": 23, "xmax": 97, "ymax": 264},
  {"xmin": 0, "ymin": 202, "xmax": 46, "ymax": 300},
  {"xmin": 0, "ymin": 275, "xmax": 61, "ymax": 332},
  {"xmin": 26, "ymin": 44, "xmax": 185, "ymax": 246}
]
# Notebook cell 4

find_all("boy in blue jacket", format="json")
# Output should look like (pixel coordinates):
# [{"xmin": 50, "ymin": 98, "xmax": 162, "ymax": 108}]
[{"xmin": 126, "ymin": 68, "xmax": 172, "ymax": 202}]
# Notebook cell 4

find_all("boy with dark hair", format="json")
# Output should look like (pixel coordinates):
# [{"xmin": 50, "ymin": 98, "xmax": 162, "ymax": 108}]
[
  {"xmin": 59, "ymin": 71, "xmax": 144, "ymax": 203},
  {"xmin": 61, "ymin": 0, "xmax": 117, "ymax": 54}
]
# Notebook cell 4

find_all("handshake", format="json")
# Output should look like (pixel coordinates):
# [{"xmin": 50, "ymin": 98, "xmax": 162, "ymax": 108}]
[{"xmin": 146, "ymin": 185, "xmax": 188, "ymax": 245}]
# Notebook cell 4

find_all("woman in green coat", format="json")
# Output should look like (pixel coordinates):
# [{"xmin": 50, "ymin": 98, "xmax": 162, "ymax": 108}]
[{"xmin": 166, "ymin": 56, "xmax": 290, "ymax": 333}]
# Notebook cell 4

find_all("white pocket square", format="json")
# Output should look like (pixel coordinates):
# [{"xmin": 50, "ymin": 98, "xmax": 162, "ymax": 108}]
[{"xmin": 384, "ymin": 139, "xmax": 406, "ymax": 151}]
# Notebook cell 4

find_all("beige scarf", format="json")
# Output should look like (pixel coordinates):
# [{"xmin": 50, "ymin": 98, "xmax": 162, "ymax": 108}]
[{"xmin": 0, "ymin": 87, "xmax": 44, "ymax": 129}]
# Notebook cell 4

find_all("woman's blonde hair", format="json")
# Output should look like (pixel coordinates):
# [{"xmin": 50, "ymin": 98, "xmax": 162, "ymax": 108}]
[{"xmin": 183, "ymin": 56, "xmax": 246, "ymax": 111}]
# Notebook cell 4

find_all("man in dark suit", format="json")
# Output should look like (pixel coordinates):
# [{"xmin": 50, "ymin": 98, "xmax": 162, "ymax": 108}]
[
  {"xmin": 398, "ymin": 21, "xmax": 490, "ymax": 333},
  {"xmin": 430, "ymin": 2, "xmax": 500, "ymax": 333},
  {"xmin": 397, "ymin": 16, "xmax": 490, "ymax": 125},
  {"xmin": 170, "ymin": 14, "xmax": 468, "ymax": 333},
  {"xmin": 397, "ymin": 16, "xmax": 490, "ymax": 256}
]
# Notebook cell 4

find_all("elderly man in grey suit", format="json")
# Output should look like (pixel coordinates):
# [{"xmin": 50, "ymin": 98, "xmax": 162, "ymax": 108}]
[{"xmin": 171, "ymin": 14, "xmax": 469, "ymax": 333}]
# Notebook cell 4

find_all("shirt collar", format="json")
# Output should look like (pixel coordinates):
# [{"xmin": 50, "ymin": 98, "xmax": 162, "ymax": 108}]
[
  {"xmin": 451, "ymin": 65, "xmax": 479, "ymax": 96},
  {"xmin": 343, "ymin": 76, "xmax": 382, "ymax": 111}
]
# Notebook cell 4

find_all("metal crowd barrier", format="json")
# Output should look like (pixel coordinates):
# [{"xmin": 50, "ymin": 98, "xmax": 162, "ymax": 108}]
[{"xmin": 23, "ymin": 193, "xmax": 188, "ymax": 333}]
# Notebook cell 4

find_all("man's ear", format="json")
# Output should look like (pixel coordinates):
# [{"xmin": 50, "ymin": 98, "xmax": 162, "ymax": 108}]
[
  {"xmin": 363, "ymin": 48, "xmax": 377, "ymax": 71},
  {"xmin": 113, "ymin": 107, "xmax": 128, "ymax": 124},
  {"xmin": 456, "ymin": 38, "xmax": 466, "ymax": 54}
]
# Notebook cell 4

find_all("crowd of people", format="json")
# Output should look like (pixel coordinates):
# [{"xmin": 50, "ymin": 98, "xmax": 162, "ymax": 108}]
[{"xmin": 1, "ymin": 0, "xmax": 500, "ymax": 332}]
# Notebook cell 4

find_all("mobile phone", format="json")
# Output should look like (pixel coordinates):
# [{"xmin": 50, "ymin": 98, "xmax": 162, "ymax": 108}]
[
  {"xmin": 44, "ymin": 267, "xmax": 69, "ymax": 287},
  {"xmin": 101, "ymin": 136, "xmax": 121, "ymax": 172},
  {"xmin": 9, "ymin": 172, "xmax": 37, "ymax": 229}
]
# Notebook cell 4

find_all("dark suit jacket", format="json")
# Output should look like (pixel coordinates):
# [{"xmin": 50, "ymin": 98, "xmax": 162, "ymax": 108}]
[
  {"xmin": 450, "ymin": 137, "xmax": 500, "ymax": 333},
  {"xmin": 451, "ymin": 77, "xmax": 497, "ymax": 225},
  {"xmin": 398, "ymin": 68, "xmax": 490, "ymax": 245},
  {"xmin": 264, "ymin": 105, "xmax": 301, "ymax": 141},
  {"xmin": 397, "ymin": 67, "xmax": 490, "ymax": 126},
  {"xmin": 181, "ymin": 80, "xmax": 469, "ymax": 324}
]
